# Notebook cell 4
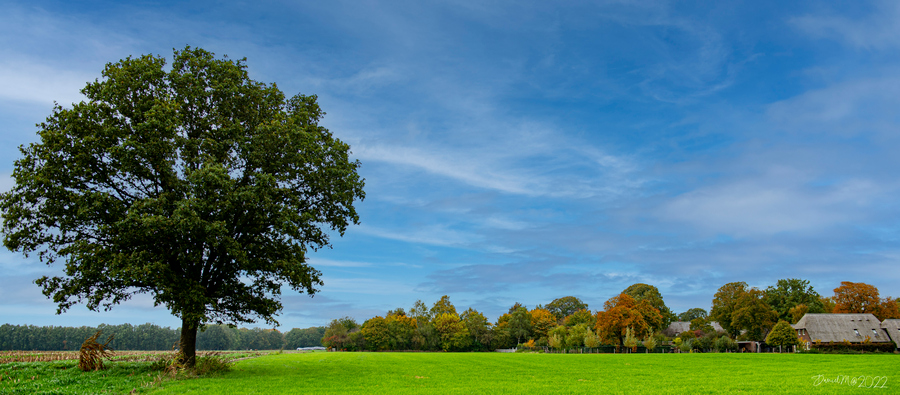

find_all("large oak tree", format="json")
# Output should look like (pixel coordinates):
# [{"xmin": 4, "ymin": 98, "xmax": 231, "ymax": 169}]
[{"xmin": 0, "ymin": 47, "xmax": 365, "ymax": 366}]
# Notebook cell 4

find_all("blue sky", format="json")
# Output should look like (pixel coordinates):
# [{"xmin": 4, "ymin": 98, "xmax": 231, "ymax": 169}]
[{"xmin": 2, "ymin": 0, "xmax": 900, "ymax": 330}]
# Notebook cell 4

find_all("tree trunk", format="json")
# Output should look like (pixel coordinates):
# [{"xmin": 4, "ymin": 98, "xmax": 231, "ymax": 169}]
[{"xmin": 179, "ymin": 317, "xmax": 199, "ymax": 368}]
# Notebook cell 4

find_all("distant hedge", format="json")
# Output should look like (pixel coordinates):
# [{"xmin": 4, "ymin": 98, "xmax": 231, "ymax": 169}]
[{"xmin": 809, "ymin": 341, "xmax": 897, "ymax": 353}]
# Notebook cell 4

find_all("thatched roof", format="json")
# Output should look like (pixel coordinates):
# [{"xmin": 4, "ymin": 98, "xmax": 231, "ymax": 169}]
[
  {"xmin": 881, "ymin": 319, "xmax": 900, "ymax": 347},
  {"xmin": 792, "ymin": 314, "xmax": 890, "ymax": 343},
  {"xmin": 663, "ymin": 321, "xmax": 724, "ymax": 337}
]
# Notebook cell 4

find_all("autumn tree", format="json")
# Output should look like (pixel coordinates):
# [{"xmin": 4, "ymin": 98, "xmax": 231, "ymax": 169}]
[
  {"xmin": 386, "ymin": 311, "xmax": 417, "ymax": 350},
  {"xmin": 763, "ymin": 278, "xmax": 825, "ymax": 322},
  {"xmin": 594, "ymin": 294, "xmax": 662, "ymax": 347},
  {"xmin": 622, "ymin": 283, "xmax": 676, "ymax": 329},
  {"xmin": 361, "ymin": 316, "xmax": 390, "ymax": 351},
  {"xmin": 0, "ymin": 47, "xmax": 365, "ymax": 367},
  {"xmin": 878, "ymin": 298, "xmax": 900, "ymax": 320},
  {"xmin": 529, "ymin": 308, "xmax": 556, "ymax": 341},
  {"xmin": 433, "ymin": 313, "xmax": 469, "ymax": 351},
  {"xmin": 831, "ymin": 282, "xmax": 899, "ymax": 320},
  {"xmin": 492, "ymin": 313, "xmax": 514, "ymax": 349},
  {"xmin": 430, "ymin": 295, "xmax": 458, "ymax": 317},
  {"xmin": 545, "ymin": 296, "xmax": 588, "ymax": 323}
]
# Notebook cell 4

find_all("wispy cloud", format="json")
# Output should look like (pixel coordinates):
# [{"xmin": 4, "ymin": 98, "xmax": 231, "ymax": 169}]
[
  {"xmin": 0, "ymin": 60, "xmax": 91, "ymax": 105},
  {"xmin": 792, "ymin": 1, "xmax": 900, "ymax": 50},
  {"xmin": 659, "ymin": 175, "xmax": 879, "ymax": 237},
  {"xmin": 766, "ymin": 76, "xmax": 900, "ymax": 137}
]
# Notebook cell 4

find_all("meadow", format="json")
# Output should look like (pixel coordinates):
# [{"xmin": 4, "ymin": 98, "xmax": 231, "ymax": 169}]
[
  {"xmin": 1, "ymin": 351, "xmax": 895, "ymax": 394},
  {"xmin": 152, "ymin": 352, "xmax": 892, "ymax": 394}
]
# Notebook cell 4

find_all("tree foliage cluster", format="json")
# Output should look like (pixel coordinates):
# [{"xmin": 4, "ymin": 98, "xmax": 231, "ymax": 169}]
[
  {"xmin": 322, "ymin": 284, "xmax": 677, "ymax": 352},
  {"xmin": 0, "ymin": 46, "xmax": 364, "ymax": 367},
  {"xmin": 0, "ymin": 323, "xmax": 324, "ymax": 351}
]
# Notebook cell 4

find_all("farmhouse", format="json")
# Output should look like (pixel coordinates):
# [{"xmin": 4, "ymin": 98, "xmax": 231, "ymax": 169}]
[
  {"xmin": 881, "ymin": 319, "xmax": 900, "ymax": 350},
  {"xmin": 792, "ymin": 313, "xmax": 892, "ymax": 345},
  {"xmin": 662, "ymin": 321, "xmax": 724, "ymax": 337}
]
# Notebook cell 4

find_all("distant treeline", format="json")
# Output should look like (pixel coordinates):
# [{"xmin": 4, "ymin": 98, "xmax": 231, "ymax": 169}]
[{"xmin": 0, "ymin": 323, "xmax": 325, "ymax": 351}]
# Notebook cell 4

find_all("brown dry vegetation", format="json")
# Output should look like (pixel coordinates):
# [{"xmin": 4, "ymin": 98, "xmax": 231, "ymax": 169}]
[{"xmin": 0, "ymin": 350, "xmax": 250, "ymax": 364}]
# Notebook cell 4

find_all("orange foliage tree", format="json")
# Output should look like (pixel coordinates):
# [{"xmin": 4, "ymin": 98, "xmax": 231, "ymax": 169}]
[
  {"xmin": 833, "ymin": 282, "xmax": 881, "ymax": 314},
  {"xmin": 832, "ymin": 281, "xmax": 899, "ymax": 321},
  {"xmin": 529, "ymin": 308, "xmax": 556, "ymax": 341},
  {"xmin": 593, "ymin": 294, "xmax": 662, "ymax": 347}
]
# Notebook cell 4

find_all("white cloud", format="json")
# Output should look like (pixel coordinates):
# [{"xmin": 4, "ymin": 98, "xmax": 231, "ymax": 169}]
[
  {"xmin": 792, "ymin": 1, "xmax": 900, "ymax": 50},
  {"xmin": 321, "ymin": 277, "xmax": 417, "ymax": 295},
  {"xmin": 766, "ymin": 77, "xmax": 900, "ymax": 137},
  {"xmin": 306, "ymin": 258, "xmax": 371, "ymax": 268},
  {"xmin": 355, "ymin": 133, "xmax": 642, "ymax": 199},
  {"xmin": 0, "ymin": 60, "xmax": 91, "ymax": 106},
  {"xmin": 356, "ymin": 223, "xmax": 480, "ymax": 248},
  {"xmin": 660, "ymin": 174, "xmax": 881, "ymax": 237}
]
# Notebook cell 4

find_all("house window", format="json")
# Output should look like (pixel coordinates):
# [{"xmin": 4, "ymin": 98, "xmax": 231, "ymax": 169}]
[
  {"xmin": 872, "ymin": 329, "xmax": 879, "ymax": 337},
  {"xmin": 854, "ymin": 329, "xmax": 860, "ymax": 337}
]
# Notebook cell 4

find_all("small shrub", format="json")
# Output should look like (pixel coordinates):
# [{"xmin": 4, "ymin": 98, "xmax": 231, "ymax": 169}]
[{"xmin": 678, "ymin": 339, "xmax": 693, "ymax": 353}]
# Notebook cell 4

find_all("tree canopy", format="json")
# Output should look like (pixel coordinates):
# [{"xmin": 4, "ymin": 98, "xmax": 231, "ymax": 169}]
[
  {"xmin": 764, "ymin": 278, "xmax": 825, "ymax": 322},
  {"xmin": 594, "ymin": 294, "xmax": 662, "ymax": 347},
  {"xmin": 677, "ymin": 308, "xmax": 708, "ymax": 322},
  {"xmin": 622, "ymin": 283, "xmax": 676, "ymax": 329},
  {"xmin": 765, "ymin": 320, "xmax": 800, "ymax": 352},
  {"xmin": 832, "ymin": 282, "xmax": 900, "ymax": 320},
  {"xmin": 545, "ymin": 296, "xmax": 588, "ymax": 322},
  {"xmin": 710, "ymin": 282, "xmax": 748, "ymax": 338},
  {"xmin": 0, "ymin": 47, "xmax": 365, "ymax": 366}
]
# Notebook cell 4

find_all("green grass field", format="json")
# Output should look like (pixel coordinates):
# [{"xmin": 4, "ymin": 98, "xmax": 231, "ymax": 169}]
[
  {"xmin": 148, "ymin": 352, "xmax": 895, "ymax": 394},
  {"xmin": 2, "ymin": 352, "xmax": 894, "ymax": 394}
]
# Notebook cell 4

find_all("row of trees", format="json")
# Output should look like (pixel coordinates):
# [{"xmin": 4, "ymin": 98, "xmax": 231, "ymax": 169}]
[
  {"xmin": 0, "ymin": 323, "xmax": 324, "ymax": 351},
  {"xmin": 321, "ymin": 284, "xmax": 677, "ymax": 352},
  {"xmin": 323, "ymin": 279, "xmax": 899, "ymax": 352}
]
